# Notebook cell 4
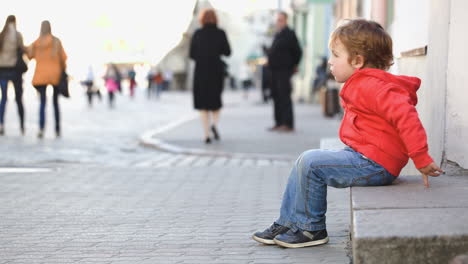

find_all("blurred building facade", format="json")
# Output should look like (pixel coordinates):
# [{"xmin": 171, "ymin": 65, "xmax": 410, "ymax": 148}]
[
  {"xmin": 290, "ymin": 0, "xmax": 334, "ymax": 103},
  {"xmin": 158, "ymin": 0, "xmax": 276, "ymax": 91}
]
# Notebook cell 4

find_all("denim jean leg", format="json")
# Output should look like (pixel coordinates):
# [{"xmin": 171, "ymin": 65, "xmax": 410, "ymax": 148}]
[
  {"xmin": 276, "ymin": 150, "xmax": 328, "ymax": 232},
  {"xmin": 37, "ymin": 86, "xmax": 47, "ymax": 130},
  {"xmin": 13, "ymin": 77, "xmax": 24, "ymax": 128},
  {"xmin": 275, "ymin": 148, "xmax": 395, "ymax": 232},
  {"xmin": 0, "ymin": 80, "xmax": 8, "ymax": 125},
  {"xmin": 275, "ymin": 159, "xmax": 301, "ymax": 231}
]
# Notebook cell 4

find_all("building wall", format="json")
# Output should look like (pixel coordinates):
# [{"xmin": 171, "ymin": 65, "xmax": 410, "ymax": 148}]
[
  {"xmin": 398, "ymin": 0, "xmax": 468, "ymax": 171},
  {"xmin": 446, "ymin": 0, "xmax": 468, "ymax": 167},
  {"xmin": 397, "ymin": 56, "xmax": 429, "ymax": 175},
  {"xmin": 291, "ymin": 2, "xmax": 333, "ymax": 103},
  {"xmin": 294, "ymin": 4, "xmax": 331, "ymax": 102},
  {"xmin": 389, "ymin": 0, "xmax": 429, "ymax": 61},
  {"xmin": 391, "ymin": 0, "xmax": 447, "ymax": 174}
]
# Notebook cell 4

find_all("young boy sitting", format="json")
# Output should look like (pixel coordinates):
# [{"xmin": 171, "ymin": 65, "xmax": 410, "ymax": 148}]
[{"xmin": 252, "ymin": 19, "xmax": 443, "ymax": 248}]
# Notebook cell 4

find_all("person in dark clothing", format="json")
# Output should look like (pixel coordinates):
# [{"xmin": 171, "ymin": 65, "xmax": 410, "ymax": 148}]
[
  {"xmin": 312, "ymin": 57, "xmax": 329, "ymax": 94},
  {"xmin": 128, "ymin": 68, "xmax": 137, "ymax": 98},
  {"xmin": 267, "ymin": 11, "xmax": 302, "ymax": 132},
  {"xmin": 189, "ymin": 8, "xmax": 231, "ymax": 144}
]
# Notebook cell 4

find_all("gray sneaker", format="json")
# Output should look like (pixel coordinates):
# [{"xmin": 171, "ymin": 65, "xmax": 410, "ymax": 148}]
[
  {"xmin": 274, "ymin": 229, "xmax": 329, "ymax": 248},
  {"xmin": 252, "ymin": 223, "xmax": 289, "ymax": 245}
]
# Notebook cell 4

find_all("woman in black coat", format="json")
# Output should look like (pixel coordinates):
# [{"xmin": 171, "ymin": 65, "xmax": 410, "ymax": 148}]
[{"xmin": 190, "ymin": 8, "xmax": 231, "ymax": 144}]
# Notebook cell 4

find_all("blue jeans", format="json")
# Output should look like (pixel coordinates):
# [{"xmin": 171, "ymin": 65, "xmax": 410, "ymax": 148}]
[
  {"xmin": 275, "ymin": 147, "xmax": 395, "ymax": 232},
  {"xmin": 34, "ymin": 85, "xmax": 60, "ymax": 131},
  {"xmin": 0, "ymin": 70, "xmax": 24, "ymax": 128}
]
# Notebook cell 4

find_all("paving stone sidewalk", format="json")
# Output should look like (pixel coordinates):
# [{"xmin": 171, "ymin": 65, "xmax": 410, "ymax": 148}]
[
  {"xmin": 143, "ymin": 98, "xmax": 341, "ymax": 159},
  {"xmin": 0, "ymin": 165, "xmax": 351, "ymax": 264}
]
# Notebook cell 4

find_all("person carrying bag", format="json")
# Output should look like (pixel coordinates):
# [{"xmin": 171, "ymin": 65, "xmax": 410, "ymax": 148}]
[
  {"xmin": 0, "ymin": 15, "xmax": 26, "ymax": 135},
  {"xmin": 27, "ymin": 20, "xmax": 68, "ymax": 138}
]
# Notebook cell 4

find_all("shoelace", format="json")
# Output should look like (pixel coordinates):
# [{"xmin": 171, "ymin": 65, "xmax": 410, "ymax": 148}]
[{"xmin": 269, "ymin": 223, "xmax": 283, "ymax": 232}]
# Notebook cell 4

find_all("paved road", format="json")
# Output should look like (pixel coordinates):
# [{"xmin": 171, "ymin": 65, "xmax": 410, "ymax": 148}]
[
  {"xmin": 0, "ymin": 86, "xmax": 351, "ymax": 263},
  {"xmin": 0, "ymin": 166, "xmax": 350, "ymax": 264}
]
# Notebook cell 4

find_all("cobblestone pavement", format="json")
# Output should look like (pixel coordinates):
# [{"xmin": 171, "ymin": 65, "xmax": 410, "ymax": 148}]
[
  {"xmin": 0, "ymin": 166, "xmax": 350, "ymax": 264},
  {"xmin": 0, "ymin": 88, "xmax": 350, "ymax": 263}
]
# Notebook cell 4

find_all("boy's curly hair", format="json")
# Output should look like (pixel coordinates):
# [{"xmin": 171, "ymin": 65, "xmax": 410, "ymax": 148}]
[{"xmin": 330, "ymin": 19, "xmax": 394, "ymax": 70}]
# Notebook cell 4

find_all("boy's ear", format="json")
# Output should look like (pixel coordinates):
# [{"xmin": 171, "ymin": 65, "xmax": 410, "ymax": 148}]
[{"xmin": 352, "ymin": 55, "xmax": 365, "ymax": 69}]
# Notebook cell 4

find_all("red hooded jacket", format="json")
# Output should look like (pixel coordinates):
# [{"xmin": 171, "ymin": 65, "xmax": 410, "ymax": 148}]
[{"xmin": 339, "ymin": 68, "xmax": 434, "ymax": 176}]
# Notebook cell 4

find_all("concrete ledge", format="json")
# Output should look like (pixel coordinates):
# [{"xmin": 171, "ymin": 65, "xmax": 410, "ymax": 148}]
[{"xmin": 351, "ymin": 175, "xmax": 468, "ymax": 264}]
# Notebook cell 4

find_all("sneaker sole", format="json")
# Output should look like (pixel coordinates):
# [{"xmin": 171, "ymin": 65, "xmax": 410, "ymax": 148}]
[
  {"xmin": 273, "ymin": 237, "xmax": 329, "ymax": 248},
  {"xmin": 252, "ymin": 235, "xmax": 276, "ymax": 245}
]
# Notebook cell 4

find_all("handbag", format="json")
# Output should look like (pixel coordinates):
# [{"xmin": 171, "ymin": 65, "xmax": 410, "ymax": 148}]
[
  {"xmin": 55, "ymin": 38, "xmax": 69, "ymax": 98},
  {"xmin": 57, "ymin": 70, "xmax": 69, "ymax": 98},
  {"xmin": 15, "ymin": 48, "xmax": 28, "ymax": 74}
]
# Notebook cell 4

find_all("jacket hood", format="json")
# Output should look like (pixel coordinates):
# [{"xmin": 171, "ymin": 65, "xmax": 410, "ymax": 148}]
[{"xmin": 348, "ymin": 68, "xmax": 421, "ymax": 105}]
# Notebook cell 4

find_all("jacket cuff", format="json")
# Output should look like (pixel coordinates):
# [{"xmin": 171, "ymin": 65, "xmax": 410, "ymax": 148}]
[{"xmin": 411, "ymin": 152, "xmax": 434, "ymax": 169}]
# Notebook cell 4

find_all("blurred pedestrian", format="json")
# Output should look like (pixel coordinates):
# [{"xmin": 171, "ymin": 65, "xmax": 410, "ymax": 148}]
[
  {"xmin": 239, "ymin": 62, "xmax": 252, "ymax": 100},
  {"xmin": 0, "ymin": 15, "xmax": 26, "ymax": 136},
  {"xmin": 261, "ymin": 45, "xmax": 271, "ymax": 103},
  {"xmin": 189, "ymin": 8, "xmax": 231, "ymax": 144},
  {"xmin": 153, "ymin": 70, "xmax": 164, "ymax": 99},
  {"xmin": 81, "ymin": 65, "xmax": 101, "ymax": 107},
  {"xmin": 27, "ymin": 20, "xmax": 67, "ymax": 138},
  {"xmin": 146, "ymin": 68, "xmax": 155, "ymax": 99},
  {"xmin": 162, "ymin": 69, "xmax": 172, "ymax": 91},
  {"xmin": 128, "ymin": 67, "xmax": 136, "ymax": 98},
  {"xmin": 312, "ymin": 56, "xmax": 329, "ymax": 95},
  {"xmin": 104, "ymin": 63, "xmax": 121, "ymax": 108},
  {"xmin": 267, "ymin": 11, "xmax": 302, "ymax": 132}
]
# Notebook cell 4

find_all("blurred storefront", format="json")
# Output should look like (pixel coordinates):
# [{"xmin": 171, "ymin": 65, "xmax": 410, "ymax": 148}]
[{"xmin": 290, "ymin": 0, "xmax": 334, "ymax": 103}]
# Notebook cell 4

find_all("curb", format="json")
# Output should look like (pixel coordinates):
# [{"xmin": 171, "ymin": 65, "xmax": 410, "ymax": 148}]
[{"xmin": 139, "ymin": 114, "xmax": 296, "ymax": 161}]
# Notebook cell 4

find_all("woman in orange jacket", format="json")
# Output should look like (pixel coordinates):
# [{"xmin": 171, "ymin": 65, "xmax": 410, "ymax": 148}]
[{"xmin": 27, "ymin": 20, "xmax": 67, "ymax": 138}]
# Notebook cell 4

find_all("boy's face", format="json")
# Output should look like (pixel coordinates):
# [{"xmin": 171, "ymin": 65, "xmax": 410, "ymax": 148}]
[{"xmin": 328, "ymin": 39, "xmax": 362, "ymax": 83}]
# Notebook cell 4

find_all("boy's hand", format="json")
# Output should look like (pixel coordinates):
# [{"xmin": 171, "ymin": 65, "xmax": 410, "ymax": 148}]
[{"xmin": 418, "ymin": 162, "xmax": 444, "ymax": 188}]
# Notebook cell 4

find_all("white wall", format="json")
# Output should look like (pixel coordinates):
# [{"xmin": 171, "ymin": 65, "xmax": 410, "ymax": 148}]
[
  {"xmin": 395, "ymin": 0, "xmax": 449, "ymax": 174},
  {"xmin": 446, "ymin": 0, "xmax": 468, "ymax": 168},
  {"xmin": 390, "ymin": 0, "xmax": 429, "ymax": 57},
  {"xmin": 397, "ymin": 56, "xmax": 428, "ymax": 175}
]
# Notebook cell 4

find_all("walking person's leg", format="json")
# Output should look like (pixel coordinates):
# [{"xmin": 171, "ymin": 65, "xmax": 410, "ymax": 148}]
[
  {"xmin": 147, "ymin": 82, "xmax": 151, "ymax": 99},
  {"xmin": 35, "ymin": 85, "xmax": 47, "ymax": 138},
  {"xmin": 0, "ymin": 79, "xmax": 9, "ymax": 135},
  {"xmin": 13, "ymin": 76, "xmax": 25, "ymax": 134},
  {"xmin": 130, "ymin": 81, "xmax": 136, "ymax": 98},
  {"xmin": 97, "ymin": 89, "xmax": 102, "ymax": 101},
  {"xmin": 269, "ymin": 70, "xmax": 281, "ymax": 130},
  {"xmin": 211, "ymin": 110, "xmax": 220, "ymax": 140},
  {"xmin": 253, "ymin": 147, "xmax": 395, "ymax": 248},
  {"xmin": 156, "ymin": 83, "xmax": 162, "ymax": 98},
  {"xmin": 108, "ymin": 91, "xmax": 114, "ymax": 108},
  {"xmin": 199, "ymin": 110, "xmax": 211, "ymax": 143},
  {"xmin": 52, "ymin": 86, "xmax": 61, "ymax": 137},
  {"xmin": 278, "ymin": 70, "xmax": 294, "ymax": 130},
  {"xmin": 86, "ymin": 85, "xmax": 93, "ymax": 107}
]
